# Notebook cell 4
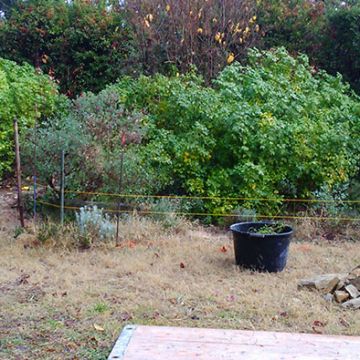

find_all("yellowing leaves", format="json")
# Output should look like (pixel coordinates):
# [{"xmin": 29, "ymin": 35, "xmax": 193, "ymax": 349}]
[
  {"xmin": 146, "ymin": 13, "xmax": 154, "ymax": 22},
  {"xmin": 215, "ymin": 32, "xmax": 224, "ymax": 44},
  {"xmin": 41, "ymin": 54, "xmax": 49, "ymax": 64},
  {"xmin": 227, "ymin": 53, "xmax": 235, "ymax": 64},
  {"xmin": 197, "ymin": 28, "xmax": 203, "ymax": 34},
  {"xmin": 165, "ymin": 4, "xmax": 171, "ymax": 12}
]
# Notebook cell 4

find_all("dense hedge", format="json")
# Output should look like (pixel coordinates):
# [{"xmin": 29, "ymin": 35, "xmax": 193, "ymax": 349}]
[
  {"xmin": 22, "ymin": 48, "xmax": 360, "ymax": 215},
  {"xmin": 259, "ymin": 1, "xmax": 360, "ymax": 94},
  {"xmin": 0, "ymin": 57, "xmax": 59, "ymax": 179},
  {"xmin": 0, "ymin": 0, "xmax": 137, "ymax": 96},
  {"xmin": 1, "ymin": 0, "xmax": 360, "ymax": 96},
  {"xmin": 319, "ymin": 6, "xmax": 360, "ymax": 93}
]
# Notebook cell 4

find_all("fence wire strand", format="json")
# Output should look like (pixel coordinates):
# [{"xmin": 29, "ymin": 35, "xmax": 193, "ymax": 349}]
[
  {"xmin": 33, "ymin": 182, "xmax": 360, "ymax": 204},
  {"xmin": 36, "ymin": 199, "xmax": 360, "ymax": 222}
]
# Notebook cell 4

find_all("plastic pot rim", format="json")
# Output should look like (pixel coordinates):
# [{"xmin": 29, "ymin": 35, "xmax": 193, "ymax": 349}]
[{"xmin": 230, "ymin": 221, "xmax": 293, "ymax": 238}]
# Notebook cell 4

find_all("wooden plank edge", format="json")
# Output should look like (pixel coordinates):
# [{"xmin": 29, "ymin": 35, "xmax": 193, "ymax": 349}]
[{"xmin": 108, "ymin": 324, "xmax": 137, "ymax": 360}]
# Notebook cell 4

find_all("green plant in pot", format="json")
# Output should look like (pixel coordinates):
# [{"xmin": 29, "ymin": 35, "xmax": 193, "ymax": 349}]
[{"xmin": 230, "ymin": 221, "xmax": 293, "ymax": 272}]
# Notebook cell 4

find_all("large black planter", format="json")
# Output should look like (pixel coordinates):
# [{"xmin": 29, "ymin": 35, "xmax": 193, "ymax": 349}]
[{"xmin": 230, "ymin": 222, "xmax": 293, "ymax": 272}]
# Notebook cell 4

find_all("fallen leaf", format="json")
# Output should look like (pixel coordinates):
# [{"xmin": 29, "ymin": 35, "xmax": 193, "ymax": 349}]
[
  {"xmin": 312, "ymin": 320, "xmax": 326, "ymax": 334},
  {"xmin": 226, "ymin": 295, "xmax": 236, "ymax": 302},
  {"xmin": 93, "ymin": 324, "xmax": 105, "ymax": 332},
  {"xmin": 219, "ymin": 246, "xmax": 227, "ymax": 253},
  {"xmin": 297, "ymin": 244, "xmax": 311, "ymax": 253},
  {"xmin": 339, "ymin": 318, "xmax": 350, "ymax": 328},
  {"xmin": 16, "ymin": 273, "xmax": 30, "ymax": 285},
  {"xmin": 65, "ymin": 341, "xmax": 78, "ymax": 350},
  {"xmin": 313, "ymin": 320, "xmax": 325, "ymax": 327},
  {"xmin": 152, "ymin": 311, "xmax": 160, "ymax": 319},
  {"xmin": 116, "ymin": 240, "xmax": 137, "ymax": 249},
  {"xmin": 120, "ymin": 312, "xmax": 132, "ymax": 321},
  {"xmin": 312, "ymin": 326, "xmax": 323, "ymax": 334}
]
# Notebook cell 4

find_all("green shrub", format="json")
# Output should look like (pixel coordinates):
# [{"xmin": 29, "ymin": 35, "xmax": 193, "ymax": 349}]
[
  {"xmin": 0, "ymin": 58, "xmax": 59, "ymax": 179},
  {"xmin": 75, "ymin": 205, "xmax": 115, "ymax": 247},
  {"xmin": 22, "ymin": 48, "xmax": 360, "ymax": 219},
  {"xmin": 117, "ymin": 48, "xmax": 360, "ymax": 215},
  {"xmin": 21, "ymin": 86, "xmax": 159, "ymax": 199}
]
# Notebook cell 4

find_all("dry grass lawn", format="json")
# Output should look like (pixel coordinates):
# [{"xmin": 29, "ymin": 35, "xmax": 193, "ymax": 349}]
[{"xmin": 1, "ymin": 213, "xmax": 360, "ymax": 359}]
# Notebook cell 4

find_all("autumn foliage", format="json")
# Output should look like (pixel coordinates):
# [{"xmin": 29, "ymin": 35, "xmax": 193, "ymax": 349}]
[{"xmin": 127, "ymin": 0, "xmax": 260, "ymax": 81}]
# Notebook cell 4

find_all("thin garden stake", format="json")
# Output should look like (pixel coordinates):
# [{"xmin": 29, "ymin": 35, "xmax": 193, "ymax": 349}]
[
  {"xmin": 14, "ymin": 119, "xmax": 25, "ymax": 227},
  {"xmin": 116, "ymin": 132, "xmax": 127, "ymax": 244},
  {"xmin": 116, "ymin": 149, "xmax": 125, "ymax": 245},
  {"xmin": 33, "ymin": 175, "xmax": 37, "ymax": 222},
  {"xmin": 60, "ymin": 150, "xmax": 65, "ymax": 226},
  {"xmin": 32, "ymin": 85, "xmax": 39, "ymax": 225},
  {"xmin": 32, "ymin": 106, "xmax": 38, "ymax": 224}
]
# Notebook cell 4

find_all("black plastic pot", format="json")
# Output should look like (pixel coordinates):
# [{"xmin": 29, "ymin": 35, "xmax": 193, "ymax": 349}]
[{"xmin": 230, "ymin": 222, "xmax": 293, "ymax": 272}]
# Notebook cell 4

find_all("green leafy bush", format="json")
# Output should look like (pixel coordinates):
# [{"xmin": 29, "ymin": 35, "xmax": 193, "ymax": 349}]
[
  {"xmin": 0, "ymin": 57, "xmax": 59, "ymax": 179},
  {"xmin": 22, "ymin": 48, "xmax": 360, "ymax": 219},
  {"xmin": 117, "ymin": 48, "xmax": 360, "ymax": 215},
  {"xmin": 22, "ymin": 86, "xmax": 159, "ymax": 199}
]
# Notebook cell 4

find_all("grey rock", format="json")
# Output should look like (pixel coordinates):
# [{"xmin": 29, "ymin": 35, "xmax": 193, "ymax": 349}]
[
  {"xmin": 341, "ymin": 297, "xmax": 360, "ymax": 309},
  {"xmin": 298, "ymin": 274, "xmax": 346, "ymax": 294},
  {"xmin": 345, "ymin": 284, "xmax": 360, "ymax": 299}
]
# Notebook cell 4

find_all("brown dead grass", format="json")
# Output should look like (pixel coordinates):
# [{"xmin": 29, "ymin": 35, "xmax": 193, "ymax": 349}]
[{"xmin": 0, "ymin": 214, "xmax": 360, "ymax": 359}]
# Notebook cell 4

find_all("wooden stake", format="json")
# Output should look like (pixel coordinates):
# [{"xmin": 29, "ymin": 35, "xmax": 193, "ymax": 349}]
[
  {"xmin": 14, "ymin": 119, "xmax": 25, "ymax": 227},
  {"xmin": 116, "ymin": 150, "xmax": 125, "ymax": 245},
  {"xmin": 60, "ymin": 150, "xmax": 65, "ymax": 226}
]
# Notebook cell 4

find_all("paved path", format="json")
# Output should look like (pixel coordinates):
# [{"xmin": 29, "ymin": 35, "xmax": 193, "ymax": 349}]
[{"xmin": 109, "ymin": 325, "xmax": 360, "ymax": 360}]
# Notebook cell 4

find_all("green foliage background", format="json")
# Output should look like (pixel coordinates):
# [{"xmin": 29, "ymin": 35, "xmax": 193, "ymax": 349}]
[
  {"xmin": 1, "ymin": 0, "xmax": 360, "ymax": 96},
  {"xmin": 22, "ymin": 48, "xmax": 360, "ymax": 216},
  {"xmin": 319, "ymin": 6, "xmax": 360, "ymax": 94},
  {"xmin": 0, "ymin": 58, "xmax": 59, "ymax": 178},
  {"xmin": 1, "ymin": 0, "xmax": 360, "ymax": 219},
  {"xmin": 0, "ymin": 0, "xmax": 137, "ymax": 96}
]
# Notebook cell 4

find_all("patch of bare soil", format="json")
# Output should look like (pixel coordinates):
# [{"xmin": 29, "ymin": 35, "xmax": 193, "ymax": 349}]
[{"xmin": 0, "ymin": 187, "xmax": 19, "ymax": 235}]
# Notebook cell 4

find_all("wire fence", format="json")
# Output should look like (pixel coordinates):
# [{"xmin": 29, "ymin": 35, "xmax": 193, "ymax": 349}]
[{"xmin": 32, "ymin": 183, "xmax": 360, "ymax": 223}]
